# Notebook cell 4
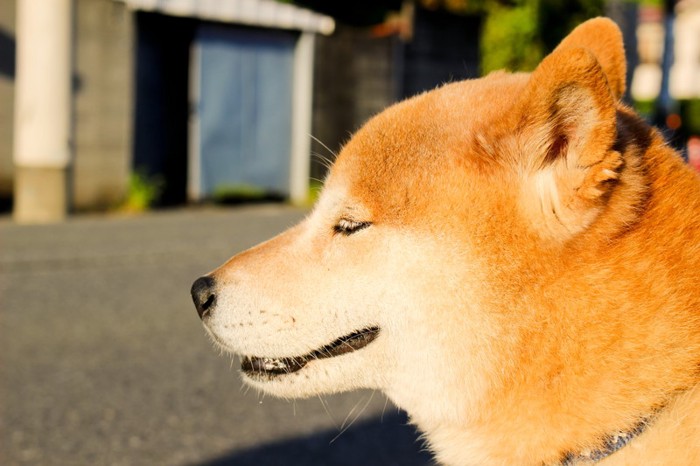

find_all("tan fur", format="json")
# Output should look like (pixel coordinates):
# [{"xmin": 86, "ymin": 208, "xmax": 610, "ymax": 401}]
[{"xmin": 200, "ymin": 18, "xmax": 700, "ymax": 465}]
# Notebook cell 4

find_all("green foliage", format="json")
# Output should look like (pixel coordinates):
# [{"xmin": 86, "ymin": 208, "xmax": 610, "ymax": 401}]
[
  {"xmin": 307, "ymin": 179, "xmax": 324, "ymax": 206},
  {"xmin": 479, "ymin": 0, "xmax": 605, "ymax": 74},
  {"xmin": 637, "ymin": 0, "xmax": 662, "ymax": 6},
  {"xmin": 481, "ymin": 2, "xmax": 543, "ymax": 73},
  {"xmin": 212, "ymin": 184, "xmax": 270, "ymax": 202},
  {"xmin": 681, "ymin": 99, "xmax": 700, "ymax": 134},
  {"xmin": 634, "ymin": 99, "xmax": 657, "ymax": 120},
  {"xmin": 120, "ymin": 171, "xmax": 163, "ymax": 213},
  {"xmin": 537, "ymin": 0, "xmax": 605, "ymax": 51}
]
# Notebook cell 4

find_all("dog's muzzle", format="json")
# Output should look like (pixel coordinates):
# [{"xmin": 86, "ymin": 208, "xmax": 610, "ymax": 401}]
[{"xmin": 191, "ymin": 276, "xmax": 216, "ymax": 319}]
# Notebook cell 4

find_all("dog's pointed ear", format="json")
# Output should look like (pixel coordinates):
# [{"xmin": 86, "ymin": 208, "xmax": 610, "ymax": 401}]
[
  {"xmin": 517, "ymin": 22, "xmax": 625, "ymax": 240},
  {"xmin": 553, "ymin": 17, "xmax": 626, "ymax": 100}
]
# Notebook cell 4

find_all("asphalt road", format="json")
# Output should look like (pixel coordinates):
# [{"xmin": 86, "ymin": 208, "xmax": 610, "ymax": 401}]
[{"xmin": 0, "ymin": 206, "xmax": 432, "ymax": 466}]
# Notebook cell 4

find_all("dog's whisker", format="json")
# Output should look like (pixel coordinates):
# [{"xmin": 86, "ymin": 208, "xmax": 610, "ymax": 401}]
[
  {"xmin": 381, "ymin": 394, "xmax": 390, "ymax": 423},
  {"xmin": 337, "ymin": 397, "xmax": 364, "ymax": 434},
  {"xmin": 309, "ymin": 134, "xmax": 338, "ymax": 160},
  {"xmin": 331, "ymin": 391, "xmax": 376, "ymax": 444},
  {"xmin": 317, "ymin": 394, "xmax": 338, "ymax": 429},
  {"xmin": 311, "ymin": 152, "xmax": 333, "ymax": 171},
  {"xmin": 309, "ymin": 176, "xmax": 326, "ymax": 186}
]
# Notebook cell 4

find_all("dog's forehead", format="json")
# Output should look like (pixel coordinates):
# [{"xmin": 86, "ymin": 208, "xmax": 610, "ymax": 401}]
[
  {"xmin": 334, "ymin": 72, "xmax": 527, "ymax": 170},
  {"xmin": 323, "ymin": 72, "xmax": 528, "ymax": 217}
]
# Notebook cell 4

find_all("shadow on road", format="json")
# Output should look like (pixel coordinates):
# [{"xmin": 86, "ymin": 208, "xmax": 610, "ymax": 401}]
[{"xmin": 196, "ymin": 411, "xmax": 434, "ymax": 466}]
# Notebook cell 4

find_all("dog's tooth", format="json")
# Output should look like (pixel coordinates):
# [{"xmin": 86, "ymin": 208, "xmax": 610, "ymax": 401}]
[{"xmin": 262, "ymin": 358, "xmax": 287, "ymax": 371}]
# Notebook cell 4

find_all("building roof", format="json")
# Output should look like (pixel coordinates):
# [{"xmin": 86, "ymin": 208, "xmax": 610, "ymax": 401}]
[{"xmin": 121, "ymin": 0, "xmax": 335, "ymax": 35}]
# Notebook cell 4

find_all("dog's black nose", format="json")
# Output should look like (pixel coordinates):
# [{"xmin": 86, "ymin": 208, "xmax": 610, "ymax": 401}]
[{"xmin": 191, "ymin": 276, "xmax": 216, "ymax": 319}]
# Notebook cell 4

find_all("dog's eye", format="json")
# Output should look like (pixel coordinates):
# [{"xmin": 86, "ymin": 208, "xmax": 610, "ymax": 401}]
[{"xmin": 333, "ymin": 219, "xmax": 371, "ymax": 236}]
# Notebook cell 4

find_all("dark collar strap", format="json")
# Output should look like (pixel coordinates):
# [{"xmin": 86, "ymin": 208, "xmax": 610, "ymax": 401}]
[{"xmin": 558, "ymin": 417, "xmax": 652, "ymax": 465}]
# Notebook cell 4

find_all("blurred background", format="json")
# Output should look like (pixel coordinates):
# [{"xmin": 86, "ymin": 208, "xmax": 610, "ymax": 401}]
[
  {"xmin": 1, "ymin": 0, "xmax": 699, "ymax": 219},
  {"xmin": 0, "ymin": 0, "xmax": 699, "ymax": 465}
]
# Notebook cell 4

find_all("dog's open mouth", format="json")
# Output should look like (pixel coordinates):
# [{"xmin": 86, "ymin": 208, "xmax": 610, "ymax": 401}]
[{"xmin": 241, "ymin": 326, "xmax": 380, "ymax": 378}]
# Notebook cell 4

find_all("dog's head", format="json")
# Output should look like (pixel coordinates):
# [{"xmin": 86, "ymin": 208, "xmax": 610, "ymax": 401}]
[{"xmin": 191, "ymin": 18, "xmax": 646, "ymax": 422}]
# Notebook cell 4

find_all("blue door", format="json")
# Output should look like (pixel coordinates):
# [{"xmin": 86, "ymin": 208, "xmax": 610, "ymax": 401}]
[{"xmin": 191, "ymin": 25, "xmax": 296, "ymax": 199}]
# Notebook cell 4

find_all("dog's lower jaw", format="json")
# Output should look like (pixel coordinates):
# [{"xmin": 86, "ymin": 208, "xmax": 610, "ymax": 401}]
[
  {"xmin": 240, "ymin": 326, "xmax": 381, "ymax": 378},
  {"xmin": 239, "ymin": 339, "xmax": 390, "ymax": 399}
]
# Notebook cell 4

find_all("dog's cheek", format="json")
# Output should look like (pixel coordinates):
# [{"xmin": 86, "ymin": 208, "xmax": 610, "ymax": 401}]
[{"xmin": 368, "ymin": 236, "xmax": 503, "ymax": 422}]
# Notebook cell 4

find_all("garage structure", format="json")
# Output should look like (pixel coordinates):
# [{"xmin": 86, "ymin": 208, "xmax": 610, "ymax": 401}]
[{"xmin": 125, "ymin": 0, "xmax": 334, "ymax": 205}]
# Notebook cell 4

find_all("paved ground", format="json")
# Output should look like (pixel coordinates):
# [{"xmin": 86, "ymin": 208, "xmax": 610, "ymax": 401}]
[{"xmin": 0, "ymin": 206, "xmax": 432, "ymax": 466}]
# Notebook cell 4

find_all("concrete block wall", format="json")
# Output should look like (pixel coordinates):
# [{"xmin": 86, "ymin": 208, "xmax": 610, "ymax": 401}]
[
  {"xmin": 73, "ymin": 0, "xmax": 133, "ymax": 210},
  {"xmin": 310, "ymin": 25, "xmax": 398, "ymax": 182}
]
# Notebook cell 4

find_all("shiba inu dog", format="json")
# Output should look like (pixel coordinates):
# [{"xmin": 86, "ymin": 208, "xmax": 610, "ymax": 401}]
[{"xmin": 191, "ymin": 18, "xmax": 700, "ymax": 466}]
